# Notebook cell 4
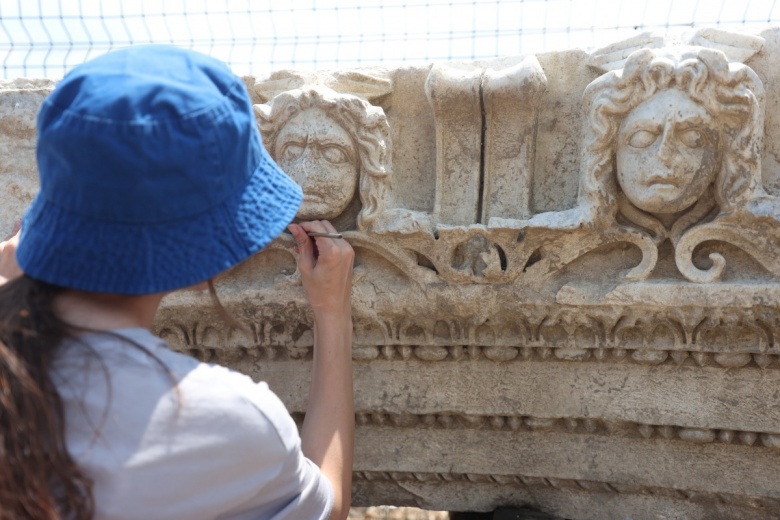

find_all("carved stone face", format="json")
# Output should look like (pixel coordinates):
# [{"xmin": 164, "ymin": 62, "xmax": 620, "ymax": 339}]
[
  {"xmin": 274, "ymin": 108, "xmax": 359, "ymax": 220},
  {"xmin": 616, "ymin": 89, "xmax": 721, "ymax": 214}
]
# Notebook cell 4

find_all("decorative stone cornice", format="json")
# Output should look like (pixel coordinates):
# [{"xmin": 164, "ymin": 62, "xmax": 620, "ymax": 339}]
[
  {"xmin": 173, "ymin": 340, "xmax": 780, "ymax": 370},
  {"xmin": 288, "ymin": 412, "xmax": 780, "ymax": 449},
  {"xmin": 159, "ymin": 300, "xmax": 780, "ymax": 368}
]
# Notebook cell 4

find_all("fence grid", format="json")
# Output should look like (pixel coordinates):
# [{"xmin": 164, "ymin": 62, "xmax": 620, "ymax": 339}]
[{"xmin": 1, "ymin": 0, "xmax": 779, "ymax": 78}]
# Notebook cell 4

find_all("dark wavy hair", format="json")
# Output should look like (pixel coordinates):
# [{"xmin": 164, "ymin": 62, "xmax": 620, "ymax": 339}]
[
  {"xmin": 0, "ymin": 275, "xmax": 93, "ymax": 519},
  {"xmin": 0, "ymin": 274, "xmax": 195, "ymax": 519}
]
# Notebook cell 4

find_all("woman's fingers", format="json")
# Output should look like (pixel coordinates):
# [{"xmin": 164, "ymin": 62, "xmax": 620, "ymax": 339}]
[
  {"xmin": 292, "ymin": 220, "xmax": 354, "ymax": 316},
  {"xmin": 0, "ymin": 220, "xmax": 23, "ymax": 284},
  {"xmin": 298, "ymin": 221, "xmax": 341, "ymax": 261},
  {"xmin": 288, "ymin": 223, "xmax": 315, "ymax": 273}
]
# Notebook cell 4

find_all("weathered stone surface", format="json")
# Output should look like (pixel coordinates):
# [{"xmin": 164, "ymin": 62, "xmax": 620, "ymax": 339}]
[
  {"xmin": 349, "ymin": 506, "xmax": 448, "ymax": 520},
  {"xmin": 0, "ymin": 79, "xmax": 53, "ymax": 232},
  {"xmin": 482, "ymin": 57, "xmax": 546, "ymax": 222},
  {"xmin": 5, "ymin": 27, "xmax": 780, "ymax": 519},
  {"xmin": 354, "ymin": 478, "xmax": 778, "ymax": 520}
]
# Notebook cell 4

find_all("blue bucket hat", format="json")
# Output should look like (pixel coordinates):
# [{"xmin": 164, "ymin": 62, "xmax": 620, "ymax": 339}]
[{"xmin": 16, "ymin": 45, "xmax": 302, "ymax": 295}]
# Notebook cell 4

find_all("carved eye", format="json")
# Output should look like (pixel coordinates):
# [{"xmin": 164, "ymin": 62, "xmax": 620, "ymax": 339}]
[
  {"xmin": 280, "ymin": 142, "xmax": 305, "ymax": 162},
  {"xmin": 320, "ymin": 145, "xmax": 349, "ymax": 164},
  {"xmin": 678, "ymin": 128, "xmax": 707, "ymax": 148},
  {"xmin": 627, "ymin": 129, "xmax": 658, "ymax": 148}
]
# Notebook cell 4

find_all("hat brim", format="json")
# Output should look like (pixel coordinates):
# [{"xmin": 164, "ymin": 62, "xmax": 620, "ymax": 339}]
[{"xmin": 17, "ymin": 149, "xmax": 302, "ymax": 295}]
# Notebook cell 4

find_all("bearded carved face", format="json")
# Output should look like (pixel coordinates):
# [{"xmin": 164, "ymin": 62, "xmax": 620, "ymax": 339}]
[
  {"xmin": 274, "ymin": 108, "xmax": 359, "ymax": 221},
  {"xmin": 616, "ymin": 89, "xmax": 721, "ymax": 215}
]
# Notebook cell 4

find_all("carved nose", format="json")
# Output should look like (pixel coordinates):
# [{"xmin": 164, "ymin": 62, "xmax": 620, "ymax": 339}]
[
  {"xmin": 293, "ymin": 153, "xmax": 317, "ymax": 184},
  {"xmin": 656, "ymin": 122, "xmax": 676, "ymax": 166}
]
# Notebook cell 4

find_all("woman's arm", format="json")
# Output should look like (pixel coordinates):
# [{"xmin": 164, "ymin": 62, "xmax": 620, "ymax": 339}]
[{"xmin": 288, "ymin": 221, "xmax": 355, "ymax": 520}]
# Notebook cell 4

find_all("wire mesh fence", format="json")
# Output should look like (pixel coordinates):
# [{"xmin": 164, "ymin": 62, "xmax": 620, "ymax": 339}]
[{"xmin": 1, "ymin": 0, "xmax": 780, "ymax": 79}]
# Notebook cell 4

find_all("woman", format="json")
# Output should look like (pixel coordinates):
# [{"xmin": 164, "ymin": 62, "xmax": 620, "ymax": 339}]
[{"xmin": 0, "ymin": 45, "xmax": 354, "ymax": 519}]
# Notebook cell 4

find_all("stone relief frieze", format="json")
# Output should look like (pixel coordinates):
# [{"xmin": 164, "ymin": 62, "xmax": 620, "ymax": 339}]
[{"xmin": 248, "ymin": 34, "xmax": 780, "ymax": 289}]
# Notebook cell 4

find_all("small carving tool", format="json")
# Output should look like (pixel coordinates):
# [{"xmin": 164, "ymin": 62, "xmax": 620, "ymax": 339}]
[{"xmin": 306, "ymin": 232, "xmax": 343, "ymax": 239}]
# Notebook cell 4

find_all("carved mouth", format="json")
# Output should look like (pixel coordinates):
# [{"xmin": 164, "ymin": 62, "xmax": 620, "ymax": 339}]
[
  {"xmin": 302, "ymin": 194, "xmax": 325, "ymax": 204},
  {"xmin": 646, "ymin": 177, "xmax": 681, "ymax": 188}
]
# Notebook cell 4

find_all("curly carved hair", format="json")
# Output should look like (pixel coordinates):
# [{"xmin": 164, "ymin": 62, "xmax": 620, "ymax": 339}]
[
  {"xmin": 578, "ymin": 47, "xmax": 764, "ymax": 225},
  {"xmin": 255, "ymin": 87, "xmax": 392, "ymax": 231}
]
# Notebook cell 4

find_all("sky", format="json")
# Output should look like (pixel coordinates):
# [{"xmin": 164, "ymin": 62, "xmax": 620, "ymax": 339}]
[{"xmin": 1, "ymin": 0, "xmax": 779, "ymax": 79}]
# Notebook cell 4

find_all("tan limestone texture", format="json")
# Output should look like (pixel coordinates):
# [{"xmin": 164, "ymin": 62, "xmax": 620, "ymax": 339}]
[
  {"xmin": 349, "ymin": 507, "xmax": 449, "ymax": 519},
  {"xmin": 4, "ymin": 27, "xmax": 780, "ymax": 520}
]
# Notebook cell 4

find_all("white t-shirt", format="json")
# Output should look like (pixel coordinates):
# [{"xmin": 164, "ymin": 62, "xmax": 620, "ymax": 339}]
[{"xmin": 51, "ymin": 328, "xmax": 333, "ymax": 520}]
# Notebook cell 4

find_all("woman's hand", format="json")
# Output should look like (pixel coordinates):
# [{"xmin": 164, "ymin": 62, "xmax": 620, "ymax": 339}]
[
  {"xmin": 0, "ymin": 221, "xmax": 22, "ymax": 285},
  {"xmin": 288, "ymin": 220, "xmax": 354, "ymax": 319}
]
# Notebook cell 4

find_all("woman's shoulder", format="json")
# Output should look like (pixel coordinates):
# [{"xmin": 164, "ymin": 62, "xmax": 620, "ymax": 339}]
[
  {"xmin": 56, "ymin": 327, "xmax": 299, "ymax": 453},
  {"xmin": 55, "ymin": 328, "xmax": 324, "ymax": 519},
  {"xmin": 178, "ymin": 352, "xmax": 300, "ymax": 451}
]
